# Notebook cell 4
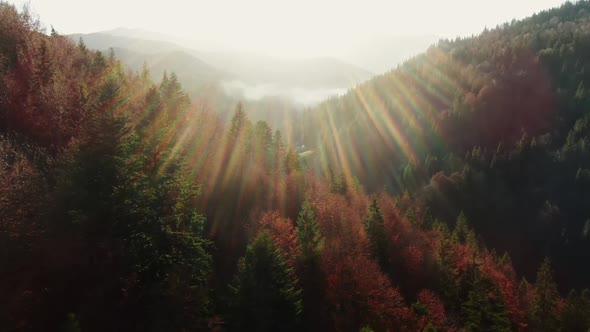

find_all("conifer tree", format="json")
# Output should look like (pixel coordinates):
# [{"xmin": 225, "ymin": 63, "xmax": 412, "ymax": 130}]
[
  {"xmin": 452, "ymin": 212, "xmax": 478, "ymax": 251},
  {"xmin": 561, "ymin": 289, "xmax": 590, "ymax": 332},
  {"xmin": 364, "ymin": 198, "xmax": 389, "ymax": 272},
  {"xmin": 228, "ymin": 102, "xmax": 250, "ymax": 143},
  {"xmin": 284, "ymin": 147, "xmax": 301, "ymax": 173},
  {"xmin": 329, "ymin": 171, "xmax": 347, "ymax": 194},
  {"xmin": 140, "ymin": 61, "xmax": 150, "ymax": 84},
  {"xmin": 296, "ymin": 199, "xmax": 324, "ymax": 262},
  {"xmin": 271, "ymin": 129, "xmax": 284, "ymax": 170},
  {"xmin": 531, "ymin": 258, "xmax": 560, "ymax": 331},
  {"xmin": 296, "ymin": 198, "xmax": 327, "ymax": 331},
  {"xmin": 160, "ymin": 70, "xmax": 169, "ymax": 92},
  {"xmin": 77, "ymin": 37, "xmax": 87, "ymax": 53},
  {"xmin": 273, "ymin": 129, "xmax": 284, "ymax": 153},
  {"xmin": 108, "ymin": 47, "xmax": 116, "ymax": 65},
  {"xmin": 461, "ymin": 266, "xmax": 511, "ymax": 331},
  {"xmin": 229, "ymin": 232, "xmax": 302, "ymax": 332}
]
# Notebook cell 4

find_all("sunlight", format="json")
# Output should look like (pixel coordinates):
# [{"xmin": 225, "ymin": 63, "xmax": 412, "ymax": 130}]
[
  {"xmin": 3, "ymin": 0, "xmax": 588, "ymax": 330},
  {"xmin": 12, "ymin": 0, "xmax": 567, "ymax": 59}
]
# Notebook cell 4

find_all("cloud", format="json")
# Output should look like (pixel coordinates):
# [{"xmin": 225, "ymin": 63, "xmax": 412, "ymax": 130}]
[{"xmin": 221, "ymin": 80, "xmax": 347, "ymax": 107}]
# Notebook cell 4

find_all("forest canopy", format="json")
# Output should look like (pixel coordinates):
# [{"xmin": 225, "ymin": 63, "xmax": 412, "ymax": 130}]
[{"xmin": 2, "ymin": 1, "xmax": 590, "ymax": 331}]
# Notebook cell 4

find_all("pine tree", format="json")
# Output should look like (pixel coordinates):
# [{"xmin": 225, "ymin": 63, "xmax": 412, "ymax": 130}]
[
  {"xmin": 140, "ymin": 61, "xmax": 150, "ymax": 84},
  {"xmin": 329, "ymin": 170, "xmax": 347, "ymax": 194},
  {"xmin": 461, "ymin": 267, "xmax": 511, "ymax": 331},
  {"xmin": 295, "ymin": 199, "xmax": 327, "ymax": 331},
  {"xmin": 561, "ymin": 289, "xmax": 590, "ymax": 332},
  {"xmin": 159, "ymin": 71, "xmax": 189, "ymax": 123},
  {"xmin": 34, "ymin": 39, "xmax": 55, "ymax": 86},
  {"xmin": 108, "ymin": 47, "xmax": 117, "ymax": 67},
  {"xmin": 271, "ymin": 129, "xmax": 284, "ymax": 170},
  {"xmin": 253, "ymin": 120, "xmax": 272, "ymax": 164},
  {"xmin": 284, "ymin": 147, "xmax": 301, "ymax": 173},
  {"xmin": 77, "ymin": 37, "xmax": 87, "ymax": 53},
  {"xmin": 435, "ymin": 222, "xmax": 459, "ymax": 308},
  {"xmin": 160, "ymin": 70, "xmax": 170, "ymax": 94},
  {"xmin": 229, "ymin": 232, "xmax": 302, "ymax": 332},
  {"xmin": 452, "ymin": 212, "xmax": 478, "ymax": 251},
  {"xmin": 296, "ymin": 199, "xmax": 324, "ymax": 262},
  {"xmin": 364, "ymin": 198, "xmax": 389, "ymax": 272},
  {"xmin": 452, "ymin": 212, "xmax": 469, "ymax": 243},
  {"xmin": 227, "ymin": 102, "xmax": 250, "ymax": 143},
  {"xmin": 93, "ymin": 50, "xmax": 107, "ymax": 71},
  {"xmin": 163, "ymin": 71, "xmax": 183, "ymax": 99},
  {"xmin": 273, "ymin": 129, "xmax": 284, "ymax": 153},
  {"xmin": 531, "ymin": 258, "xmax": 560, "ymax": 331}
]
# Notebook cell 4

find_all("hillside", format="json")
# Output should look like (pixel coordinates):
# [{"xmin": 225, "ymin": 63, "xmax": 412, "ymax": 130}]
[
  {"xmin": 197, "ymin": 51, "xmax": 373, "ymax": 88},
  {"xmin": 68, "ymin": 33, "xmax": 228, "ymax": 88},
  {"xmin": 303, "ymin": 0, "xmax": 590, "ymax": 291},
  {"xmin": 68, "ymin": 32, "xmax": 181, "ymax": 54},
  {"xmin": 70, "ymin": 31, "xmax": 374, "ymax": 90},
  {"xmin": 110, "ymin": 47, "xmax": 231, "ymax": 87},
  {"xmin": 3, "ymin": 1, "xmax": 590, "ymax": 332}
]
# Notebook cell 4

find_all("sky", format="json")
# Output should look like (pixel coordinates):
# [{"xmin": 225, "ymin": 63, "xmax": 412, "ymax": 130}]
[{"xmin": 9, "ymin": 0, "xmax": 569, "ymax": 58}]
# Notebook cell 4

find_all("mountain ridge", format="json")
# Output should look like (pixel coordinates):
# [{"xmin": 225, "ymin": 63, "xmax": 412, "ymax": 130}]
[{"xmin": 68, "ymin": 31, "xmax": 374, "ymax": 90}]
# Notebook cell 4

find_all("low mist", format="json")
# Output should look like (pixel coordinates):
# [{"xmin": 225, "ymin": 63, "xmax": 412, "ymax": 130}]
[{"xmin": 221, "ymin": 80, "xmax": 348, "ymax": 107}]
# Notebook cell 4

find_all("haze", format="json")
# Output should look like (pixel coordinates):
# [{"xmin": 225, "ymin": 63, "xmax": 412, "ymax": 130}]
[{"xmin": 12, "ymin": 0, "xmax": 567, "ymax": 60}]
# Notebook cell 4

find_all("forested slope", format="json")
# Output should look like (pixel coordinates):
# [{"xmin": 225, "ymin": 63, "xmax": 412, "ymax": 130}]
[
  {"xmin": 303, "ymin": 0, "xmax": 590, "ymax": 292},
  {"xmin": 2, "ymin": 2, "xmax": 590, "ymax": 332}
]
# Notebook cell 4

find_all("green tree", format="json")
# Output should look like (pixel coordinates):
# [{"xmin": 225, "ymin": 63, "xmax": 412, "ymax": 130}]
[
  {"xmin": 531, "ymin": 258, "xmax": 560, "ymax": 331},
  {"xmin": 93, "ymin": 50, "xmax": 107, "ymax": 71},
  {"xmin": 284, "ymin": 147, "xmax": 301, "ymax": 173},
  {"xmin": 296, "ymin": 199, "xmax": 324, "ymax": 262},
  {"xmin": 296, "ymin": 199, "xmax": 328, "ymax": 331},
  {"xmin": 271, "ymin": 129, "xmax": 284, "ymax": 170},
  {"xmin": 49, "ymin": 70, "xmax": 211, "ymax": 330},
  {"xmin": 77, "ymin": 37, "xmax": 87, "ymax": 53},
  {"xmin": 561, "ymin": 289, "xmax": 590, "ymax": 332},
  {"xmin": 452, "ymin": 212, "xmax": 478, "ymax": 251},
  {"xmin": 253, "ymin": 120, "xmax": 272, "ymax": 165},
  {"xmin": 140, "ymin": 61, "xmax": 150, "ymax": 84},
  {"xmin": 460, "ymin": 267, "xmax": 511, "ymax": 331},
  {"xmin": 229, "ymin": 232, "xmax": 302, "ymax": 332},
  {"xmin": 273, "ymin": 129, "xmax": 284, "ymax": 153},
  {"xmin": 227, "ymin": 102, "xmax": 251, "ymax": 143},
  {"xmin": 108, "ymin": 47, "xmax": 116, "ymax": 65},
  {"xmin": 329, "ymin": 171, "xmax": 347, "ymax": 194},
  {"xmin": 160, "ymin": 70, "xmax": 169, "ymax": 90},
  {"xmin": 364, "ymin": 198, "xmax": 389, "ymax": 272},
  {"xmin": 112, "ymin": 132, "xmax": 212, "ymax": 330}
]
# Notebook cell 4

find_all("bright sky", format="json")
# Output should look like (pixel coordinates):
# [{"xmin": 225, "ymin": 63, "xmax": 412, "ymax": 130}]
[{"xmin": 9, "ymin": 0, "xmax": 568, "ymax": 58}]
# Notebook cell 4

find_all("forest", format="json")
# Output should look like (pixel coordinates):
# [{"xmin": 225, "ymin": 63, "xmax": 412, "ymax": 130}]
[{"xmin": 1, "ymin": 1, "xmax": 590, "ymax": 331}]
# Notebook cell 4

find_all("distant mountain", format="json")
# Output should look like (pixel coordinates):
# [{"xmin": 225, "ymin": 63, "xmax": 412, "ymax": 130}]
[
  {"xmin": 70, "ymin": 31, "xmax": 374, "ymax": 89},
  {"xmin": 108, "ymin": 47, "xmax": 231, "ymax": 89},
  {"xmin": 68, "ymin": 32, "xmax": 181, "ymax": 54},
  {"xmin": 340, "ymin": 34, "xmax": 441, "ymax": 73},
  {"xmin": 98, "ymin": 27, "xmax": 437, "ymax": 77},
  {"xmin": 99, "ymin": 27, "xmax": 174, "ymax": 42},
  {"xmin": 194, "ymin": 51, "xmax": 373, "ymax": 88}
]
